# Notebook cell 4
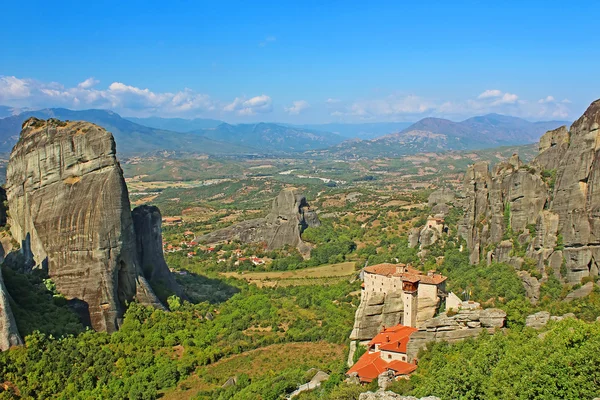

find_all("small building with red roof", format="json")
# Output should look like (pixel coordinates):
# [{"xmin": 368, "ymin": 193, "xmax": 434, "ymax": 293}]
[{"xmin": 347, "ymin": 324, "xmax": 418, "ymax": 383}]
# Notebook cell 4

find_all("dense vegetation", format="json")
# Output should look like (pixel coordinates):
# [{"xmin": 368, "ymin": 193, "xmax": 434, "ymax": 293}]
[
  {"xmin": 0, "ymin": 280, "xmax": 358, "ymax": 399},
  {"xmin": 406, "ymin": 319, "xmax": 600, "ymax": 399}
]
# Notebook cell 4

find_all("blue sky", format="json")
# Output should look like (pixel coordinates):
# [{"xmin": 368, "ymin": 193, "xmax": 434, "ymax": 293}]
[{"xmin": 1, "ymin": 0, "xmax": 598, "ymax": 123}]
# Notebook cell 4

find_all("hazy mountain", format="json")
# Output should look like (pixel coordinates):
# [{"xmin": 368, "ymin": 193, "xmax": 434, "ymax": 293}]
[
  {"xmin": 325, "ymin": 113, "xmax": 570, "ymax": 158},
  {"xmin": 0, "ymin": 106, "xmax": 13, "ymax": 119},
  {"xmin": 192, "ymin": 122, "xmax": 344, "ymax": 152},
  {"xmin": 294, "ymin": 122, "xmax": 414, "ymax": 139},
  {"xmin": 126, "ymin": 116, "xmax": 224, "ymax": 132},
  {"xmin": 0, "ymin": 109, "xmax": 255, "ymax": 155}
]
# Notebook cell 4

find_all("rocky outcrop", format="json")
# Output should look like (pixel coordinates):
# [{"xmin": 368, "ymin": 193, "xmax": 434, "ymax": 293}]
[
  {"xmin": 460, "ymin": 100, "xmax": 600, "ymax": 286},
  {"xmin": 359, "ymin": 391, "xmax": 440, "ymax": 400},
  {"xmin": 428, "ymin": 188, "xmax": 455, "ymax": 209},
  {"xmin": 0, "ymin": 268, "xmax": 22, "ymax": 351},
  {"xmin": 197, "ymin": 188, "xmax": 320, "ymax": 256},
  {"xmin": 5, "ymin": 118, "xmax": 164, "ymax": 333},
  {"xmin": 406, "ymin": 308, "xmax": 506, "ymax": 361},
  {"xmin": 525, "ymin": 311, "xmax": 576, "ymax": 329},
  {"xmin": 132, "ymin": 205, "xmax": 184, "ymax": 299},
  {"xmin": 350, "ymin": 291, "xmax": 404, "ymax": 341}
]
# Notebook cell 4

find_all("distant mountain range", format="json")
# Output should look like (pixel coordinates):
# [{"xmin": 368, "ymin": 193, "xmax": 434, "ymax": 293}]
[
  {"xmin": 0, "ymin": 109, "xmax": 253, "ymax": 155},
  {"xmin": 0, "ymin": 107, "xmax": 571, "ymax": 157},
  {"xmin": 327, "ymin": 114, "xmax": 570, "ymax": 157},
  {"xmin": 0, "ymin": 108, "xmax": 344, "ymax": 155},
  {"xmin": 290, "ymin": 122, "xmax": 414, "ymax": 140},
  {"xmin": 127, "ymin": 116, "xmax": 224, "ymax": 131}
]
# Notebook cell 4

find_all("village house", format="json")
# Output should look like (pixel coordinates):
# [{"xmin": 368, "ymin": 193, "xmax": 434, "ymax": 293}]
[
  {"xmin": 362, "ymin": 263, "xmax": 447, "ymax": 328},
  {"xmin": 162, "ymin": 216, "xmax": 183, "ymax": 225},
  {"xmin": 426, "ymin": 215, "xmax": 446, "ymax": 234},
  {"xmin": 347, "ymin": 324, "xmax": 418, "ymax": 383}
]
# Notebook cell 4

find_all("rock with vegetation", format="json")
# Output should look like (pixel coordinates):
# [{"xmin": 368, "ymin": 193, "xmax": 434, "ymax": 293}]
[
  {"xmin": 460, "ymin": 99, "xmax": 600, "ymax": 287},
  {"xmin": 406, "ymin": 308, "xmax": 506, "ymax": 361},
  {"xmin": 197, "ymin": 188, "xmax": 320, "ymax": 256},
  {"xmin": 5, "ymin": 117, "xmax": 164, "ymax": 332},
  {"xmin": 359, "ymin": 391, "xmax": 440, "ymax": 400}
]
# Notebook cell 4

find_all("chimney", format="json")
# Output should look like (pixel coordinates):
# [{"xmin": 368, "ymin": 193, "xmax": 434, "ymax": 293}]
[
  {"xmin": 396, "ymin": 265, "xmax": 405, "ymax": 274},
  {"xmin": 386, "ymin": 335, "xmax": 390, "ymax": 342},
  {"xmin": 427, "ymin": 270, "xmax": 435, "ymax": 277}
]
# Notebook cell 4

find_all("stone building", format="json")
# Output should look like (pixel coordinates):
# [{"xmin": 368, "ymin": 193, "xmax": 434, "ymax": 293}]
[{"xmin": 361, "ymin": 263, "xmax": 447, "ymax": 328}]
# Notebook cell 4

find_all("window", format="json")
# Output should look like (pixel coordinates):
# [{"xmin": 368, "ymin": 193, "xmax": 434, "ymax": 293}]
[{"xmin": 388, "ymin": 354, "xmax": 392, "ymax": 359}]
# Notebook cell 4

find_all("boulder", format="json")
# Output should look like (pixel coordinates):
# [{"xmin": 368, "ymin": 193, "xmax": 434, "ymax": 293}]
[
  {"xmin": 5, "ymin": 118, "xmax": 164, "ymax": 332},
  {"xmin": 563, "ymin": 281, "xmax": 596, "ymax": 302},
  {"xmin": 525, "ymin": 311, "xmax": 551, "ymax": 329}
]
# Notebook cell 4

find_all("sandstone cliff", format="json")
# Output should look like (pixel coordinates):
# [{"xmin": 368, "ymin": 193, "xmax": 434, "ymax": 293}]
[
  {"xmin": 197, "ymin": 188, "xmax": 320, "ymax": 256},
  {"xmin": 460, "ymin": 99, "xmax": 600, "ymax": 290},
  {"xmin": 5, "ymin": 118, "xmax": 164, "ymax": 332},
  {"xmin": 132, "ymin": 205, "xmax": 185, "ymax": 299},
  {"xmin": 0, "ymin": 268, "xmax": 22, "ymax": 351}
]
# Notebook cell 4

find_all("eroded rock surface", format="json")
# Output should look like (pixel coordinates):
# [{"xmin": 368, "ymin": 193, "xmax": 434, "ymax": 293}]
[
  {"xmin": 0, "ymin": 268, "xmax": 22, "ymax": 351},
  {"xmin": 5, "ymin": 118, "xmax": 164, "ymax": 332},
  {"xmin": 197, "ymin": 188, "xmax": 320, "ymax": 256},
  {"xmin": 460, "ymin": 99, "xmax": 600, "ymax": 287},
  {"xmin": 359, "ymin": 391, "xmax": 440, "ymax": 400},
  {"xmin": 132, "ymin": 205, "xmax": 184, "ymax": 299},
  {"xmin": 350, "ymin": 291, "xmax": 404, "ymax": 341},
  {"xmin": 406, "ymin": 308, "xmax": 506, "ymax": 361}
]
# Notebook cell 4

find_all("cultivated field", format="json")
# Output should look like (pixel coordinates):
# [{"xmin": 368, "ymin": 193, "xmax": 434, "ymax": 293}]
[{"xmin": 221, "ymin": 261, "xmax": 357, "ymax": 287}]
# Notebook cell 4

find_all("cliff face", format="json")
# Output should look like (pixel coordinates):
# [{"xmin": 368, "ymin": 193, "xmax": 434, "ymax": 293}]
[
  {"xmin": 5, "ymin": 118, "xmax": 164, "ymax": 332},
  {"xmin": 460, "ymin": 99, "xmax": 600, "ymax": 288},
  {"xmin": 197, "ymin": 188, "xmax": 320, "ymax": 256},
  {"xmin": 132, "ymin": 205, "xmax": 184, "ymax": 299},
  {"xmin": 0, "ymin": 268, "xmax": 22, "ymax": 351}
]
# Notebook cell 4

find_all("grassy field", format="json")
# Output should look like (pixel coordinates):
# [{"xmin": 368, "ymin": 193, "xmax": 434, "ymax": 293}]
[
  {"xmin": 221, "ymin": 262, "xmax": 357, "ymax": 287},
  {"xmin": 161, "ymin": 342, "xmax": 346, "ymax": 400}
]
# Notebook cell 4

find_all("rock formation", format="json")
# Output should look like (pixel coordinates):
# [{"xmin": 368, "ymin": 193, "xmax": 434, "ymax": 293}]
[
  {"xmin": 406, "ymin": 308, "xmax": 506, "ymax": 361},
  {"xmin": 0, "ymin": 268, "xmax": 22, "ymax": 351},
  {"xmin": 132, "ymin": 205, "xmax": 184, "ymax": 299},
  {"xmin": 350, "ymin": 291, "xmax": 404, "ymax": 341},
  {"xmin": 197, "ymin": 188, "xmax": 320, "ymax": 256},
  {"xmin": 5, "ymin": 118, "xmax": 165, "ymax": 332},
  {"xmin": 460, "ymin": 99, "xmax": 600, "ymax": 289},
  {"xmin": 359, "ymin": 391, "xmax": 440, "ymax": 400}
]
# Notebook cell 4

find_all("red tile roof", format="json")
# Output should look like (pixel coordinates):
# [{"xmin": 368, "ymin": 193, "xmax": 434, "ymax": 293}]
[
  {"xmin": 368, "ymin": 324, "xmax": 418, "ymax": 353},
  {"xmin": 364, "ymin": 263, "xmax": 447, "ymax": 285},
  {"xmin": 347, "ymin": 351, "xmax": 417, "ymax": 382}
]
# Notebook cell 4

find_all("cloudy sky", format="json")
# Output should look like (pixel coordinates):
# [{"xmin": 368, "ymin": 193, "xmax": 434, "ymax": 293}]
[{"xmin": 1, "ymin": 1, "xmax": 598, "ymax": 123}]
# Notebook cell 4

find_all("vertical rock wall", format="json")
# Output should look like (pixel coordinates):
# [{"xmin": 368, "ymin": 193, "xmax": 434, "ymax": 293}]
[
  {"xmin": 5, "ymin": 118, "xmax": 163, "ymax": 333},
  {"xmin": 461, "ymin": 99, "xmax": 600, "ymax": 286}
]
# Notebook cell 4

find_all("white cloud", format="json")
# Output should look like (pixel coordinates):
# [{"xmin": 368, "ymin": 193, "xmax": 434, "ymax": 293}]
[
  {"xmin": 0, "ymin": 76, "xmax": 31, "ymax": 100},
  {"xmin": 259, "ymin": 36, "xmax": 276, "ymax": 47},
  {"xmin": 491, "ymin": 92, "xmax": 518, "ymax": 105},
  {"xmin": 284, "ymin": 100, "xmax": 310, "ymax": 115},
  {"xmin": 0, "ymin": 75, "xmax": 223, "ymax": 117},
  {"xmin": 331, "ymin": 95, "xmax": 433, "ymax": 120},
  {"xmin": 478, "ymin": 89, "xmax": 503, "ymax": 99},
  {"xmin": 538, "ymin": 95, "xmax": 555, "ymax": 104},
  {"xmin": 78, "ymin": 77, "xmax": 99, "ymax": 89},
  {"xmin": 224, "ymin": 94, "xmax": 272, "ymax": 115}
]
